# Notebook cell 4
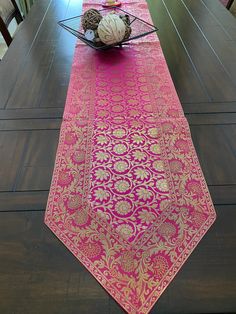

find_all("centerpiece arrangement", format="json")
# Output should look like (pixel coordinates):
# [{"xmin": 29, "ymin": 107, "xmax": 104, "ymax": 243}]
[
  {"xmin": 81, "ymin": 8, "xmax": 132, "ymax": 46},
  {"xmin": 58, "ymin": 6, "xmax": 158, "ymax": 50}
]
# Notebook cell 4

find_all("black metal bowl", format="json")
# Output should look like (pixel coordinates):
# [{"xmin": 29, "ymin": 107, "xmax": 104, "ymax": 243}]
[{"xmin": 58, "ymin": 7, "xmax": 158, "ymax": 50}]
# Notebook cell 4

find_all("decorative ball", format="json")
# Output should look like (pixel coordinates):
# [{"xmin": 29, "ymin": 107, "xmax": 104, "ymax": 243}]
[
  {"xmin": 119, "ymin": 14, "xmax": 132, "ymax": 40},
  {"xmin": 123, "ymin": 23, "xmax": 132, "ymax": 40},
  {"xmin": 82, "ymin": 9, "xmax": 102, "ymax": 31},
  {"xmin": 119, "ymin": 14, "xmax": 130, "ymax": 25},
  {"xmin": 97, "ymin": 14, "xmax": 126, "ymax": 45}
]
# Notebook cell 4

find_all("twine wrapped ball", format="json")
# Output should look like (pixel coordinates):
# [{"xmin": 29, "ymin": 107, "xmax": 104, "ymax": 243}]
[
  {"xmin": 82, "ymin": 9, "xmax": 102, "ymax": 31},
  {"xmin": 97, "ymin": 14, "xmax": 126, "ymax": 45}
]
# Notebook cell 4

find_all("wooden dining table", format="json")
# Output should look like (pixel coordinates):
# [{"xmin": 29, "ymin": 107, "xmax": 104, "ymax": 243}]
[{"xmin": 0, "ymin": 0, "xmax": 236, "ymax": 313}]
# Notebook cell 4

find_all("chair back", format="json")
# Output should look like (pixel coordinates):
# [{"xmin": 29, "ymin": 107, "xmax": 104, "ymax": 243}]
[{"xmin": 0, "ymin": 0, "xmax": 23, "ymax": 46}]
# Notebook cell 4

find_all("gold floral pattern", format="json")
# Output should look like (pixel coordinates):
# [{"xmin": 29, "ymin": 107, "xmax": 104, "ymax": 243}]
[
  {"xmin": 97, "ymin": 110, "xmax": 108, "ymax": 117},
  {"xmin": 186, "ymin": 180, "xmax": 202, "ymax": 196},
  {"xmin": 65, "ymin": 132, "xmax": 77, "ymax": 145},
  {"xmin": 152, "ymin": 256, "xmax": 169, "ymax": 279},
  {"xmin": 72, "ymin": 151, "xmax": 85, "ymax": 164},
  {"xmin": 68, "ymin": 195, "xmax": 82, "ymax": 210},
  {"xmin": 81, "ymin": 242, "xmax": 102, "ymax": 259},
  {"xmin": 113, "ymin": 144, "xmax": 127, "ymax": 154},
  {"xmin": 152, "ymin": 160, "xmax": 165, "ymax": 171},
  {"xmin": 58, "ymin": 171, "xmax": 72, "ymax": 186},
  {"xmin": 169, "ymin": 159, "xmax": 183, "ymax": 173},
  {"xmin": 94, "ymin": 168, "xmax": 109, "ymax": 181},
  {"xmin": 115, "ymin": 200, "xmax": 132, "ymax": 215},
  {"xmin": 132, "ymin": 134, "xmax": 144, "ymax": 144},
  {"xmin": 114, "ymin": 161, "xmax": 129, "ymax": 173},
  {"xmin": 133, "ymin": 150, "xmax": 146, "ymax": 161},
  {"xmin": 138, "ymin": 210, "xmax": 156, "ymax": 224},
  {"xmin": 136, "ymin": 187, "xmax": 152, "ymax": 200},
  {"xmin": 114, "ymin": 180, "xmax": 130, "ymax": 193},
  {"xmin": 46, "ymin": 115, "xmax": 216, "ymax": 314},
  {"xmin": 95, "ymin": 151, "xmax": 109, "ymax": 161},
  {"xmin": 74, "ymin": 210, "xmax": 88, "ymax": 226},
  {"xmin": 156, "ymin": 179, "xmax": 169, "ymax": 192},
  {"xmin": 129, "ymin": 109, "xmax": 139, "ymax": 116},
  {"xmin": 147, "ymin": 127, "xmax": 159, "ymax": 138},
  {"xmin": 112, "ymin": 105, "xmax": 124, "ymax": 113},
  {"xmin": 175, "ymin": 139, "xmax": 189, "ymax": 152},
  {"xmin": 94, "ymin": 188, "xmax": 109, "ymax": 201},
  {"xmin": 160, "ymin": 199, "xmax": 171, "ymax": 210},
  {"xmin": 113, "ymin": 128, "xmax": 126, "ymax": 138},
  {"xmin": 97, "ymin": 135, "xmax": 108, "ymax": 145},
  {"xmin": 120, "ymin": 251, "xmax": 136, "ymax": 272},
  {"xmin": 192, "ymin": 211, "xmax": 207, "ymax": 228},
  {"xmin": 117, "ymin": 224, "xmax": 133, "ymax": 239},
  {"xmin": 158, "ymin": 222, "xmax": 176, "ymax": 238},
  {"xmin": 150, "ymin": 144, "xmax": 161, "ymax": 154},
  {"xmin": 97, "ymin": 121, "xmax": 107, "ymax": 130}
]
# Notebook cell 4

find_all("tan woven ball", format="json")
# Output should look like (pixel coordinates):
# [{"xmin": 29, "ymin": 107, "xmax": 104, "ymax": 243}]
[{"xmin": 82, "ymin": 9, "xmax": 102, "ymax": 31}]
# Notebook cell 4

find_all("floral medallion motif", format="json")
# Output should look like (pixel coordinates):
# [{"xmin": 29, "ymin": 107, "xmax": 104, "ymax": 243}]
[
  {"xmin": 95, "ymin": 151, "xmax": 109, "ymax": 162},
  {"xmin": 113, "ymin": 128, "xmax": 126, "ymax": 138},
  {"xmin": 114, "ymin": 180, "xmax": 131, "ymax": 194},
  {"xmin": 115, "ymin": 200, "xmax": 132, "ymax": 215},
  {"xmin": 94, "ymin": 188, "xmax": 109, "ymax": 202},
  {"xmin": 133, "ymin": 150, "xmax": 147, "ymax": 161},
  {"xmin": 113, "ymin": 143, "xmax": 127, "ymax": 155},
  {"xmin": 114, "ymin": 160, "xmax": 129, "ymax": 173}
]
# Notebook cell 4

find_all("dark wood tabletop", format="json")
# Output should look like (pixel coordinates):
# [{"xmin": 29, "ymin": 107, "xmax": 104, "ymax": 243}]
[{"xmin": 0, "ymin": 0, "xmax": 236, "ymax": 313}]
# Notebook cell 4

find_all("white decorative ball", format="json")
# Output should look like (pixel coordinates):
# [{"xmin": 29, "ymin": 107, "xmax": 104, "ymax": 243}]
[{"xmin": 97, "ymin": 14, "xmax": 126, "ymax": 45}]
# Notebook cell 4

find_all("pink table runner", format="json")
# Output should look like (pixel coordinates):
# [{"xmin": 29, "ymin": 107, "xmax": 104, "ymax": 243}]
[{"xmin": 45, "ymin": 0, "xmax": 216, "ymax": 313}]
